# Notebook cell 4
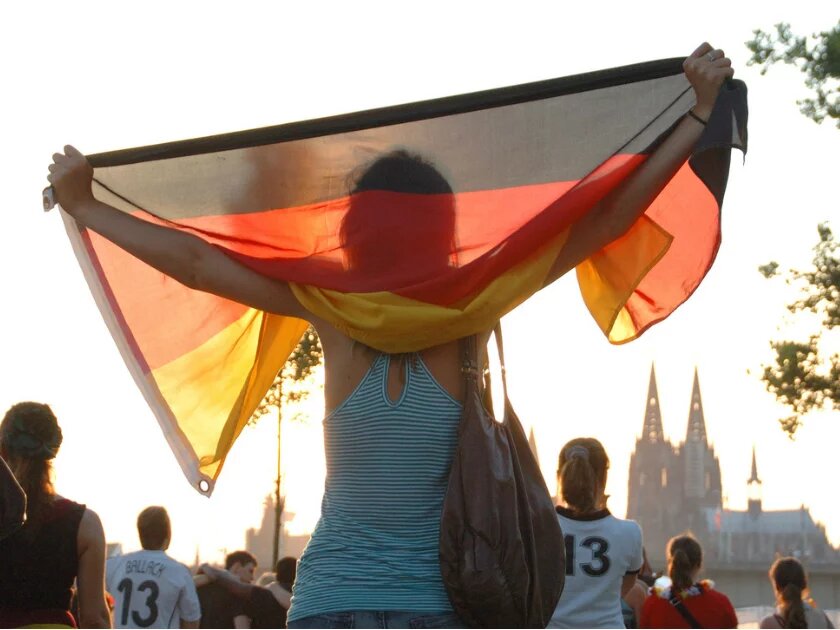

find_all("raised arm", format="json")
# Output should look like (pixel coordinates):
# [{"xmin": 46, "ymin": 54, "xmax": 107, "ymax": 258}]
[
  {"xmin": 47, "ymin": 148, "xmax": 307, "ymax": 319},
  {"xmin": 543, "ymin": 42, "xmax": 735, "ymax": 286}
]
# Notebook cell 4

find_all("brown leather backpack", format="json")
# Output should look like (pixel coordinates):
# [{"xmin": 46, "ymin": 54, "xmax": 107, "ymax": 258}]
[{"xmin": 439, "ymin": 326, "xmax": 565, "ymax": 628}]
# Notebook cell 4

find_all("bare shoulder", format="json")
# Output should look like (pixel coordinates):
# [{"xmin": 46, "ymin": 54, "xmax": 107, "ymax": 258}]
[
  {"xmin": 77, "ymin": 507, "xmax": 105, "ymax": 551},
  {"xmin": 759, "ymin": 614, "xmax": 782, "ymax": 629}
]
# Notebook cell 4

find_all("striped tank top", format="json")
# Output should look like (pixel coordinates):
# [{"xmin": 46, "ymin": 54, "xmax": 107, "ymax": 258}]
[{"xmin": 288, "ymin": 353, "xmax": 463, "ymax": 621}]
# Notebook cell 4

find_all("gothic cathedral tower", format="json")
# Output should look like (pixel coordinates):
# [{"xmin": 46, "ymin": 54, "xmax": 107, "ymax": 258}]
[
  {"xmin": 626, "ymin": 364, "xmax": 682, "ymax": 566},
  {"xmin": 679, "ymin": 368, "xmax": 723, "ymax": 516},
  {"xmin": 627, "ymin": 366, "xmax": 724, "ymax": 567}
]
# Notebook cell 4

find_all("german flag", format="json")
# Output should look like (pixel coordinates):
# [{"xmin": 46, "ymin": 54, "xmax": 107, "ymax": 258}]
[{"xmin": 61, "ymin": 58, "xmax": 747, "ymax": 493}]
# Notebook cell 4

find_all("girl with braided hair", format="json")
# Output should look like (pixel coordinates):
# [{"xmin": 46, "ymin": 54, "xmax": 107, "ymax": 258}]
[
  {"xmin": 548, "ymin": 437, "xmax": 644, "ymax": 628},
  {"xmin": 760, "ymin": 557, "xmax": 834, "ymax": 629},
  {"xmin": 0, "ymin": 402, "xmax": 110, "ymax": 628},
  {"xmin": 640, "ymin": 533, "xmax": 737, "ymax": 628}
]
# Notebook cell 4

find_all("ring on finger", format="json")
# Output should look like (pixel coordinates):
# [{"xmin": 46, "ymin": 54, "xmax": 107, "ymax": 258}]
[{"xmin": 707, "ymin": 51, "xmax": 717, "ymax": 62}]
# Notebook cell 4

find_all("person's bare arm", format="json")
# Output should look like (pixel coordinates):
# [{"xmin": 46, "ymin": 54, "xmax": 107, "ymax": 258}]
[
  {"xmin": 233, "ymin": 615, "xmax": 251, "ymax": 629},
  {"xmin": 76, "ymin": 508, "xmax": 111, "ymax": 629},
  {"xmin": 624, "ymin": 578, "xmax": 647, "ymax": 620},
  {"xmin": 47, "ymin": 149, "xmax": 308, "ymax": 319},
  {"xmin": 621, "ymin": 573, "xmax": 638, "ymax": 599},
  {"xmin": 198, "ymin": 564, "xmax": 251, "ymax": 599},
  {"xmin": 267, "ymin": 582, "xmax": 291, "ymax": 609},
  {"xmin": 193, "ymin": 573, "xmax": 211, "ymax": 588},
  {"xmin": 180, "ymin": 620, "xmax": 200, "ymax": 629},
  {"xmin": 543, "ymin": 42, "xmax": 735, "ymax": 287}
]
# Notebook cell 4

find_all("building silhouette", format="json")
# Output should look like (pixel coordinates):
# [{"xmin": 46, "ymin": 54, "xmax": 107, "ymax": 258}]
[
  {"xmin": 245, "ymin": 494, "xmax": 309, "ymax": 571},
  {"xmin": 626, "ymin": 364, "xmax": 837, "ymax": 569}
]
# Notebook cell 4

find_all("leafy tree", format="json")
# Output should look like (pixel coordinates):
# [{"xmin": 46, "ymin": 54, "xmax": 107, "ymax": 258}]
[
  {"xmin": 249, "ymin": 325, "xmax": 323, "ymax": 565},
  {"xmin": 746, "ymin": 20, "xmax": 840, "ymax": 127},
  {"xmin": 760, "ymin": 224, "xmax": 840, "ymax": 437}
]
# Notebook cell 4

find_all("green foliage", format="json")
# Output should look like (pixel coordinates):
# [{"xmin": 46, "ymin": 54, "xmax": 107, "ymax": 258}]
[
  {"xmin": 249, "ymin": 326, "xmax": 324, "ymax": 424},
  {"xmin": 746, "ymin": 21, "xmax": 840, "ymax": 127},
  {"xmin": 758, "ymin": 261, "xmax": 779, "ymax": 279},
  {"xmin": 761, "ymin": 224, "xmax": 840, "ymax": 436}
]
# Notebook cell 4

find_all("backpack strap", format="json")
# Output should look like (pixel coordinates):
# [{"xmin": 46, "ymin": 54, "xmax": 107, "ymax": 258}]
[{"xmin": 669, "ymin": 594, "xmax": 703, "ymax": 629}]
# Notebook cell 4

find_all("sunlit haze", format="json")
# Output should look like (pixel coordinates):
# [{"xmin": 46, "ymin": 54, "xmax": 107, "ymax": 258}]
[{"xmin": 1, "ymin": 1, "xmax": 837, "ymax": 566}]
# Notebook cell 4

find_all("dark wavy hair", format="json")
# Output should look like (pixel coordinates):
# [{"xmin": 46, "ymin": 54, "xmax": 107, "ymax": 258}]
[
  {"xmin": 225, "ymin": 550, "xmax": 257, "ymax": 571},
  {"xmin": 0, "ymin": 402, "xmax": 63, "ymax": 527},
  {"xmin": 770, "ymin": 557, "xmax": 808, "ymax": 629},
  {"xmin": 341, "ymin": 150, "xmax": 456, "ymax": 278},
  {"xmin": 557, "ymin": 437, "xmax": 609, "ymax": 514}
]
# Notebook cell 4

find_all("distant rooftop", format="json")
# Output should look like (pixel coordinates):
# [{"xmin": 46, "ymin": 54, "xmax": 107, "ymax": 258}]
[{"xmin": 703, "ymin": 507, "xmax": 823, "ymax": 536}]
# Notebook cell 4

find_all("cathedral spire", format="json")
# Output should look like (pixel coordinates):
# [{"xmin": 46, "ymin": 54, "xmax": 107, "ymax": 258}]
[
  {"xmin": 748, "ymin": 445, "xmax": 762, "ymax": 485},
  {"xmin": 685, "ymin": 367, "xmax": 708, "ymax": 444},
  {"xmin": 642, "ymin": 363, "xmax": 665, "ymax": 443},
  {"xmin": 747, "ymin": 445, "xmax": 763, "ymax": 517}
]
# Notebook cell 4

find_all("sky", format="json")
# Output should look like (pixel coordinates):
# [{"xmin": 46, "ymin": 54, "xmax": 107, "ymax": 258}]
[{"xmin": 1, "ymin": 1, "xmax": 838, "ymax": 566}]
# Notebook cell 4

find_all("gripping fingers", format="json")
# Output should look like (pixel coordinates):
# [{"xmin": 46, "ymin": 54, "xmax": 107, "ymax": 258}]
[{"xmin": 690, "ymin": 42, "xmax": 713, "ymax": 59}]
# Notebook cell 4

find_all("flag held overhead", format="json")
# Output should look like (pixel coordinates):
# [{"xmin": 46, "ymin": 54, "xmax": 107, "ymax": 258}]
[{"xmin": 59, "ymin": 58, "xmax": 747, "ymax": 493}]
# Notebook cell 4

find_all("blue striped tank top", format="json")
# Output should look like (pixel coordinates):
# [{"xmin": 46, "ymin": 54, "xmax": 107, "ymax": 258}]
[{"xmin": 288, "ymin": 353, "xmax": 463, "ymax": 621}]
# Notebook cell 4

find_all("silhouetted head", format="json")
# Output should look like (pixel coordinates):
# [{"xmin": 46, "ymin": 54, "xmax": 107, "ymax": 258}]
[
  {"xmin": 770, "ymin": 557, "xmax": 808, "ymax": 629},
  {"xmin": 226, "ymin": 550, "xmax": 257, "ymax": 584},
  {"xmin": 556, "ymin": 437, "xmax": 610, "ymax": 514},
  {"xmin": 341, "ymin": 150, "xmax": 456, "ymax": 281},
  {"xmin": 137, "ymin": 506, "xmax": 171, "ymax": 551},
  {"xmin": 0, "ymin": 402, "xmax": 62, "ymax": 525},
  {"xmin": 275, "ymin": 556, "xmax": 298, "ymax": 589},
  {"xmin": 667, "ymin": 534, "xmax": 703, "ymax": 591}
]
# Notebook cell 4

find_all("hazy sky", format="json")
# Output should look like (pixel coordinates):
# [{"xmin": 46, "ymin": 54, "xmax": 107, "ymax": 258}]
[{"xmin": 1, "ymin": 1, "xmax": 837, "ymax": 565}]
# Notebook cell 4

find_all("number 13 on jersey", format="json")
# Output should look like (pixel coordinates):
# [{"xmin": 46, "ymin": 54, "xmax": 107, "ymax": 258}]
[{"xmin": 564, "ymin": 534, "xmax": 611, "ymax": 577}]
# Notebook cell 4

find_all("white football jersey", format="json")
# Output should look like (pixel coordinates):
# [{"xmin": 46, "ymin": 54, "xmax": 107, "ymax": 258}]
[
  {"xmin": 548, "ymin": 507, "xmax": 643, "ymax": 629},
  {"xmin": 106, "ymin": 549, "xmax": 201, "ymax": 629}
]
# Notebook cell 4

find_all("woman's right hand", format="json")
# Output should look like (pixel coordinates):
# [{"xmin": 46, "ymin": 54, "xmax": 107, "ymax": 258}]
[{"xmin": 47, "ymin": 145, "xmax": 94, "ymax": 214}]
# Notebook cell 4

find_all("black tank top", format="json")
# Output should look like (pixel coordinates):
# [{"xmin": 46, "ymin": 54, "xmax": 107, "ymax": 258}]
[{"xmin": 0, "ymin": 497, "xmax": 86, "ymax": 618}]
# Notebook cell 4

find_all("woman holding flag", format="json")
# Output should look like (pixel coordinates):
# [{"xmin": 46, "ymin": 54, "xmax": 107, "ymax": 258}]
[{"xmin": 47, "ymin": 43, "xmax": 735, "ymax": 628}]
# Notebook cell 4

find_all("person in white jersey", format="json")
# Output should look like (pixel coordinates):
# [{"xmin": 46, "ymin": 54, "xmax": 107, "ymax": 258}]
[
  {"xmin": 548, "ymin": 438, "xmax": 643, "ymax": 629},
  {"xmin": 107, "ymin": 506, "xmax": 201, "ymax": 629}
]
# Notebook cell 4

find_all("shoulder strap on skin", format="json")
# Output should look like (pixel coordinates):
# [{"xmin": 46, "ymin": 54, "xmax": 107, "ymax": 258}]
[
  {"xmin": 493, "ymin": 322, "xmax": 511, "ymax": 403},
  {"xmin": 460, "ymin": 324, "xmax": 512, "ymax": 416},
  {"xmin": 462, "ymin": 323, "xmax": 513, "ymax": 415},
  {"xmin": 669, "ymin": 594, "xmax": 703, "ymax": 629}
]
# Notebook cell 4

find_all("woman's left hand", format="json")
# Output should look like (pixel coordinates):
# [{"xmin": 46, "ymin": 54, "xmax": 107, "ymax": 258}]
[{"xmin": 683, "ymin": 42, "xmax": 734, "ymax": 116}]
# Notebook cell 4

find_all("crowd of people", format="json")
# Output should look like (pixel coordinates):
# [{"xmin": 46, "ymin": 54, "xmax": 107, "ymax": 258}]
[
  {"xmin": 1, "ymin": 404, "xmax": 836, "ymax": 628},
  {"xmin": 0, "ymin": 402, "xmax": 298, "ymax": 629}
]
